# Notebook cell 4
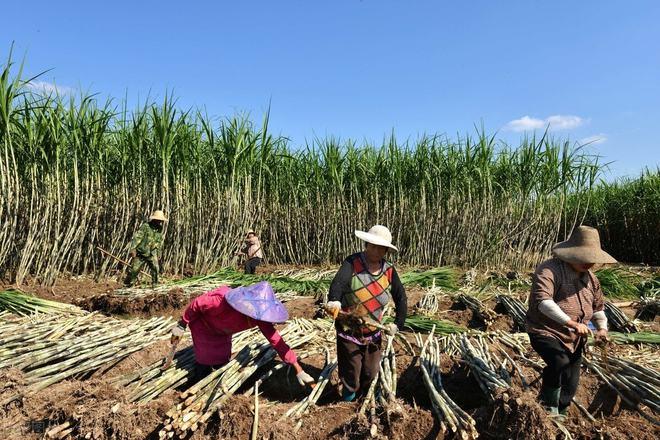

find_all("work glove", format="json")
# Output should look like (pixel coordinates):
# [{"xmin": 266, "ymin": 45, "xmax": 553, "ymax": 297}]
[
  {"xmin": 385, "ymin": 323, "xmax": 399, "ymax": 336},
  {"xmin": 325, "ymin": 301, "xmax": 342, "ymax": 319},
  {"xmin": 296, "ymin": 370, "xmax": 315, "ymax": 387},
  {"xmin": 170, "ymin": 324, "xmax": 185, "ymax": 344}
]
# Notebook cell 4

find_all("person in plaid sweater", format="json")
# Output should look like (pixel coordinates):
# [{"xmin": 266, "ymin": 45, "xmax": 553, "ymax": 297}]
[{"xmin": 326, "ymin": 225, "xmax": 407, "ymax": 402}]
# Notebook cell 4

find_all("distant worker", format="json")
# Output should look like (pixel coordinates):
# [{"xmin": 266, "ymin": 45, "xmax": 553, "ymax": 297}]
[
  {"xmin": 235, "ymin": 230, "xmax": 263, "ymax": 274},
  {"xmin": 169, "ymin": 281, "xmax": 315, "ymax": 386},
  {"xmin": 124, "ymin": 210, "xmax": 167, "ymax": 287},
  {"xmin": 325, "ymin": 225, "xmax": 408, "ymax": 402},
  {"xmin": 526, "ymin": 226, "xmax": 614, "ymax": 417}
]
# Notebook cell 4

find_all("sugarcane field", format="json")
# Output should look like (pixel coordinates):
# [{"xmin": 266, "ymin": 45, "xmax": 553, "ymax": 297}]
[{"xmin": 2, "ymin": 4, "xmax": 660, "ymax": 440}]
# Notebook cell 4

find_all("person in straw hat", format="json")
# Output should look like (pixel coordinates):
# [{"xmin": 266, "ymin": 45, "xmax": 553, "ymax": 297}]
[
  {"xmin": 325, "ymin": 225, "xmax": 407, "ymax": 402},
  {"xmin": 526, "ymin": 225, "xmax": 615, "ymax": 417},
  {"xmin": 124, "ymin": 210, "xmax": 167, "ymax": 287},
  {"xmin": 169, "ymin": 281, "xmax": 315, "ymax": 386}
]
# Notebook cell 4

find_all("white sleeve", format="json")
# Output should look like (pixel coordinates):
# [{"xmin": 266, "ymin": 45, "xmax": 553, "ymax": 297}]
[
  {"xmin": 591, "ymin": 310, "xmax": 608, "ymax": 330},
  {"xmin": 538, "ymin": 299, "xmax": 571, "ymax": 325}
]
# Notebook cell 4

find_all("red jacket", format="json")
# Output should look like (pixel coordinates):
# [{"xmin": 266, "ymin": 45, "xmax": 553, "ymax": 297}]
[{"xmin": 182, "ymin": 285, "xmax": 297, "ymax": 366}]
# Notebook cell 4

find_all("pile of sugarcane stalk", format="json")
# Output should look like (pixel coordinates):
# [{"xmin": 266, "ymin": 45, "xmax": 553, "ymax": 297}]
[
  {"xmin": 583, "ymin": 351, "xmax": 660, "ymax": 424},
  {"xmin": 416, "ymin": 330, "xmax": 478, "ymax": 439},
  {"xmin": 415, "ymin": 278, "xmax": 449, "ymax": 316},
  {"xmin": 158, "ymin": 319, "xmax": 330, "ymax": 438},
  {"xmin": 634, "ymin": 296, "xmax": 659, "ymax": 321},
  {"xmin": 280, "ymin": 348, "xmax": 338, "ymax": 432},
  {"xmin": 457, "ymin": 292, "xmax": 497, "ymax": 326},
  {"xmin": 604, "ymin": 302, "xmax": 638, "ymax": 333},
  {"xmin": 0, "ymin": 289, "xmax": 86, "ymax": 316},
  {"xmin": 0, "ymin": 313, "xmax": 172, "ymax": 403},
  {"xmin": 458, "ymin": 334, "xmax": 511, "ymax": 399},
  {"xmin": 272, "ymin": 268, "xmax": 336, "ymax": 281},
  {"xmin": 496, "ymin": 294, "xmax": 527, "ymax": 330}
]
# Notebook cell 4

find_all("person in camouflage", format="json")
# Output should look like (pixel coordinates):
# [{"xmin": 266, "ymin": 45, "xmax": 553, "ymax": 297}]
[{"xmin": 124, "ymin": 210, "xmax": 167, "ymax": 287}]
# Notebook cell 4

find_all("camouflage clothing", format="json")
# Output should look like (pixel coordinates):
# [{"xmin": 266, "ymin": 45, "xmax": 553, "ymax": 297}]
[{"xmin": 124, "ymin": 222, "xmax": 163, "ymax": 286}]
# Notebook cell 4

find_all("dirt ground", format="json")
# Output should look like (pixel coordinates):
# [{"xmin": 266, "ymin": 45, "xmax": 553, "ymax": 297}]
[{"xmin": 1, "ymin": 274, "xmax": 659, "ymax": 439}]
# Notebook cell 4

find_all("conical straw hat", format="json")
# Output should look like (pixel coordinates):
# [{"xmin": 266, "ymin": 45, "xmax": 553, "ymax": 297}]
[
  {"xmin": 552, "ymin": 226, "xmax": 616, "ymax": 264},
  {"xmin": 225, "ymin": 281, "xmax": 289, "ymax": 323},
  {"xmin": 149, "ymin": 210, "xmax": 168, "ymax": 222}
]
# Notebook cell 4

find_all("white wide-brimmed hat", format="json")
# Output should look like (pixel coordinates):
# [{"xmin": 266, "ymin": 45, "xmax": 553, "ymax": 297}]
[
  {"xmin": 552, "ymin": 225, "xmax": 616, "ymax": 265},
  {"xmin": 149, "ymin": 210, "xmax": 168, "ymax": 222},
  {"xmin": 355, "ymin": 225, "xmax": 398, "ymax": 252}
]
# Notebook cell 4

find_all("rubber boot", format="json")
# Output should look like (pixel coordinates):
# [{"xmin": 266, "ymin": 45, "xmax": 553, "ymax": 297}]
[
  {"xmin": 342, "ymin": 387, "xmax": 356, "ymax": 402},
  {"xmin": 539, "ymin": 386, "xmax": 560, "ymax": 415}
]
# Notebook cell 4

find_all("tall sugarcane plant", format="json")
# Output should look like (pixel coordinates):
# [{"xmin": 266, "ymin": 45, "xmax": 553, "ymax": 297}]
[{"xmin": 0, "ymin": 51, "xmax": 603, "ymax": 286}]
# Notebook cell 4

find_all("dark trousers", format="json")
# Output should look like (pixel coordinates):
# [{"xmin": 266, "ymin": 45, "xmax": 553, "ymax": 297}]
[
  {"xmin": 244, "ymin": 257, "xmax": 262, "ymax": 274},
  {"xmin": 337, "ymin": 335, "xmax": 382, "ymax": 393},
  {"xmin": 529, "ymin": 334, "xmax": 583, "ymax": 411}
]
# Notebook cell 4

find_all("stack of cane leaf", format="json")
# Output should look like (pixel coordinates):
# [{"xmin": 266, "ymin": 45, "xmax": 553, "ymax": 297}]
[
  {"xmin": 0, "ymin": 312, "xmax": 172, "ymax": 403},
  {"xmin": 417, "ymin": 330, "xmax": 478, "ymax": 439}
]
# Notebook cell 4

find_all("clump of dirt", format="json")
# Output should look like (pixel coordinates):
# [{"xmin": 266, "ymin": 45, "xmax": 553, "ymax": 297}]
[
  {"xmin": 74, "ymin": 287, "xmax": 187, "ymax": 317},
  {"xmin": 1, "ymin": 370, "xmax": 176, "ymax": 440},
  {"xmin": 336, "ymin": 402, "xmax": 437, "ymax": 440},
  {"xmin": 284, "ymin": 297, "xmax": 319, "ymax": 320},
  {"xmin": 473, "ymin": 389, "xmax": 557, "ymax": 440}
]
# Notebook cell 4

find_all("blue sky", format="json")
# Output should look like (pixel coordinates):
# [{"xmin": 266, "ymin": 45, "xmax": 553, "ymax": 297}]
[{"xmin": 3, "ymin": 1, "xmax": 659, "ymax": 178}]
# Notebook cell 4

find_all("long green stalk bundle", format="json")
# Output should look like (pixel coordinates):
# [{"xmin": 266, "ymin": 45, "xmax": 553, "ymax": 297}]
[
  {"xmin": 0, "ymin": 313, "xmax": 172, "ymax": 402},
  {"xmin": 457, "ymin": 334, "xmax": 511, "ymax": 399},
  {"xmin": 399, "ymin": 267, "xmax": 458, "ymax": 289},
  {"xmin": 595, "ymin": 268, "xmax": 641, "ymax": 300},
  {"xmin": 158, "ymin": 318, "xmax": 333, "ymax": 438},
  {"xmin": 604, "ymin": 331, "xmax": 660, "ymax": 345},
  {"xmin": 604, "ymin": 302, "xmax": 638, "ymax": 333},
  {"xmin": 0, "ymin": 289, "xmax": 85, "ymax": 316},
  {"xmin": 583, "ymin": 353, "xmax": 660, "ymax": 424},
  {"xmin": 496, "ymin": 294, "xmax": 527, "ymax": 330},
  {"xmin": 0, "ymin": 54, "xmax": 602, "ymax": 286},
  {"xmin": 416, "ymin": 331, "xmax": 478, "ymax": 439}
]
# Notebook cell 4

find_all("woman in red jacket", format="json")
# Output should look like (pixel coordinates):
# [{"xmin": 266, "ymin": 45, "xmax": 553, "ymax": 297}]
[{"xmin": 169, "ymin": 281, "xmax": 314, "ymax": 386}]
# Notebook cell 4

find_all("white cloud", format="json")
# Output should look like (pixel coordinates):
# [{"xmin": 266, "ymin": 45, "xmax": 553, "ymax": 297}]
[
  {"xmin": 25, "ymin": 80, "xmax": 75, "ymax": 96},
  {"xmin": 504, "ymin": 114, "xmax": 585, "ymax": 132},
  {"xmin": 579, "ymin": 134, "xmax": 607, "ymax": 145}
]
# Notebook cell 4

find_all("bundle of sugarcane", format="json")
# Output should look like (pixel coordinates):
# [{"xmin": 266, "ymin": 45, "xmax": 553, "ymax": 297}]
[
  {"xmin": 496, "ymin": 294, "xmax": 527, "ymax": 330},
  {"xmin": 597, "ymin": 331, "xmax": 660, "ymax": 346},
  {"xmin": 458, "ymin": 334, "xmax": 511, "ymax": 399},
  {"xmin": 280, "ymin": 347, "xmax": 338, "ymax": 432},
  {"xmin": 416, "ymin": 330, "xmax": 478, "ymax": 439},
  {"xmin": 399, "ymin": 267, "xmax": 457, "ymax": 289},
  {"xmin": 0, "ymin": 313, "xmax": 172, "ymax": 403},
  {"xmin": 0, "ymin": 289, "xmax": 86, "ymax": 316},
  {"xmin": 583, "ymin": 352, "xmax": 660, "ymax": 424},
  {"xmin": 415, "ymin": 278, "xmax": 450, "ymax": 316},
  {"xmin": 634, "ymin": 296, "xmax": 659, "ymax": 321},
  {"xmin": 604, "ymin": 302, "xmax": 638, "ymax": 333},
  {"xmin": 158, "ymin": 319, "xmax": 326, "ymax": 438},
  {"xmin": 456, "ymin": 292, "xmax": 497, "ymax": 326},
  {"xmin": 356, "ymin": 335, "xmax": 403, "ymax": 438}
]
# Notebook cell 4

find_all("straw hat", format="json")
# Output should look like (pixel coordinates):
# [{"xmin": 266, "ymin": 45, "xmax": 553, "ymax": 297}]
[
  {"xmin": 552, "ymin": 226, "xmax": 616, "ymax": 265},
  {"xmin": 149, "ymin": 210, "xmax": 168, "ymax": 222},
  {"xmin": 225, "ymin": 281, "xmax": 289, "ymax": 323},
  {"xmin": 355, "ymin": 225, "xmax": 398, "ymax": 252}
]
